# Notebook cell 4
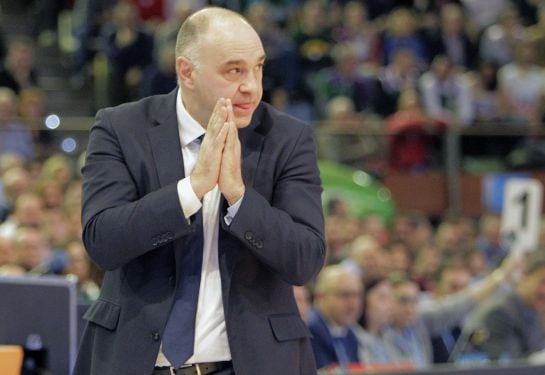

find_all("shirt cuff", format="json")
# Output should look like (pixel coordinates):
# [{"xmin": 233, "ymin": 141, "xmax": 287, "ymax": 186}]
[
  {"xmin": 224, "ymin": 195, "xmax": 243, "ymax": 225},
  {"xmin": 177, "ymin": 177, "xmax": 202, "ymax": 220}
]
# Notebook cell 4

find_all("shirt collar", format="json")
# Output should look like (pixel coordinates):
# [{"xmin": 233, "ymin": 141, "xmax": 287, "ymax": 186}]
[{"xmin": 176, "ymin": 89, "xmax": 206, "ymax": 147}]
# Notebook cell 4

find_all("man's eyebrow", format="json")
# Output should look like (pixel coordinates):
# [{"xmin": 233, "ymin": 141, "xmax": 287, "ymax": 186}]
[{"xmin": 222, "ymin": 55, "xmax": 267, "ymax": 67}]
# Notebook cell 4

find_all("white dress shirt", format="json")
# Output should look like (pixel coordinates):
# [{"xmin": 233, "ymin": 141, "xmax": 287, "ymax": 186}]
[{"xmin": 156, "ymin": 89, "xmax": 239, "ymax": 366}]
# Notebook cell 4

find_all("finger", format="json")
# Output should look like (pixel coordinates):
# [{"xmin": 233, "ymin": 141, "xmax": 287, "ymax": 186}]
[
  {"xmin": 225, "ymin": 98, "xmax": 235, "ymax": 124},
  {"xmin": 207, "ymin": 98, "xmax": 227, "ymax": 136}
]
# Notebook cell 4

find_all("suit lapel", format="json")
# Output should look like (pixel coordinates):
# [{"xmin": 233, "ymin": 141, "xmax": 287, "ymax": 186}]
[{"xmin": 147, "ymin": 90, "xmax": 184, "ymax": 187}]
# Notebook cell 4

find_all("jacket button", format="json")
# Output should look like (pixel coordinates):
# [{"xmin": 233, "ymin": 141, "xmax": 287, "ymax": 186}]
[
  {"xmin": 168, "ymin": 275, "xmax": 175, "ymax": 286},
  {"xmin": 256, "ymin": 240, "xmax": 263, "ymax": 249},
  {"xmin": 244, "ymin": 231, "xmax": 253, "ymax": 240},
  {"xmin": 152, "ymin": 332, "xmax": 160, "ymax": 341}
]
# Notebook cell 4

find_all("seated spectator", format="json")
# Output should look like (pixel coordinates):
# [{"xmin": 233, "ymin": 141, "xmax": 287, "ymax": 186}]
[
  {"xmin": 292, "ymin": 0, "xmax": 334, "ymax": 87},
  {"xmin": 430, "ymin": 258, "xmax": 474, "ymax": 363},
  {"xmin": 374, "ymin": 49, "xmax": 420, "ymax": 117},
  {"xmin": 140, "ymin": 42, "xmax": 176, "ymax": 97},
  {"xmin": 318, "ymin": 95, "xmax": 383, "ymax": 171},
  {"xmin": 479, "ymin": 7, "xmax": 526, "ymax": 66},
  {"xmin": 425, "ymin": 3, "xmax": 478, "ymax": 71},
  {"xmin": 0, "ymin": 155, "xmax": 28, "ymax": 222},
  {"xmin": 356, "ymin": 277, "xmax": 399, "ymax": 364},
  {"xmin": 475, "ymin": 213, "xmax": 509, "ymax": 268},
  {"xmin": 498, "ymin": 41, "xmax": 545, "ymax": 128},
  {"xmin": 308, "ymin": 265, "xmax": 362, "ymax": 370},
  {"xmin": 0, "ymin": 87, "xmax": 34, "ymax": 161},
  {"xmin": 384, "ymin": 254, "xmax": 519, "ymax": 368},
  {"xmin": 12, "ymin": 226, "xmax": 53, "ymax": 274},
  {"xmin": 18, "ymin": 87, "xmax": 54, "ymax": 159},
  {"xmin": 460, "ymin": 251, "xmax": 545, "ymax": 361},
  {"xmin": 379, "ymin": 7, "xmax": 428, "ymax": 67},
  {"xmin": 312, "ymin": 43, "xmax": 375, "ymax": 117},
  {"xmin": 100, "ymin": 1, "xmax": 154, "ymax": 106},
  {"xmin": 386, "ymin": 89, "xmax": 443, "ymax": 172},
  {"xmin": 340, "ymin": 234, "xmax": 387, "ymax": 283},
  {"xmin": 419, "ymin": 55, "xmax": 474, "ymax": 127},
  {"xmin": 467, "ymin": 60, "xmax": 502, "ymax": 125},
  {"xmin": 332, "ymin": 2, "xmax": 379, "ymax": 67},
  {"xmin": 0, "ymin": 192, "xmax": 44, "ymax": 239},
  {"xmin": 0, "ymin": 36, "xmax": 39, "ymax": 94},
  {"xmin": 527, "ymin": 4, "xmax": 545, "ymax": 67},
  {"xmin": 246, "ymin": 2, "xmax": 300, "ymax": 104}
]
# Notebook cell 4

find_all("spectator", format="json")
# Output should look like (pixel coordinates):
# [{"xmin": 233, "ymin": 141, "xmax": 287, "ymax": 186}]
[
  {"xmin": 479, "ymin": 7, "xmax": 526, "ymax": 66},
  {"xmin": 374, "ymin": 48, "xmax": 420, "ymax": 117},
  {"xmin": 340, "ymin": 234, "xmax": 387, "ymax": 283},
  {"xmin": 12, "ymin": 226, "xmax": 53, "ymax": 274},
  {"xmin": 430, "ymin": 258, "xmax": 474, "ymax": 363},
  {"xmin": 498, "ymin": 41, "xmax": 545, "ymax": 128},
  {"xmin": 419, "ymin": 55, "xmax": 474, "ymax": 127},
  {"xmin": 356, "ymin": 277, "xmax": 398, "ymax": 364},
  {"xmin": 0, "ymin": 165, "xmax": 31, "ymax": 223},
  {"xmin": 318, "ymin": 96, "xmax": 366, "ymax": 168},
  {"xmin": 246, "ymin": 2, "xmax": 300, "ymax": 100},
  {"xmin": 460, "ymin": 251, "xmax": 545, "ymax": 361},
  {"xmin": 426, "ymin": 3, "xmax": 478, "ymax": 71},
  {"xmin": 291, "ymin": 0, "xmax": 334, "ymax": 87},
  {"xmin": 467, "ymin": 60, "xmax": 502, "ymax": 125},
  {"xmin": 140, "ymin": 42, "xmax": 177, "ymax": 97},
  {"xmin": 332, "ymin": 2, "xmax": 379, "ymax": 67},
  {"xmin": 475, "ymin": 213, "xmax": 509, "ymax": 268},
  {"xmin": 100, "ymin": 1, "xmax": 154, "ymax": 106},
  {"xmin": 386, "ymin": 88, "xmax": 442, "ymax": 172},
  {"xmin": 312, "ymin": 43, "xmax": 375, "ymax": 117},
  {"xmin": 0, "ymin": 87, "xmax": 34, "ymax": 161},
  {"xmin": 0, "ymin": 36, "xmax": 39, "ymax": 94},
  {"xmin": 379, "ymin": 7, "xmax": 428, "ymax": 67},
  {"xmin": 0, "ymin": 192, "xmax": 43, "ymax": 239},
  {"xmin": 385, "ymin": 255, "xmax": 518, "ymax": 368},
  {"xmin": 527, "ymin": 4, "xmax": 545, "ymax": 67},
  {"xmin": 308, "ymin": 265, "xmax": 363, "ymax": 370}
]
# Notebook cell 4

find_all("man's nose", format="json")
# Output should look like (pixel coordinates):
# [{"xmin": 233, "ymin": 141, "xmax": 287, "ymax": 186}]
[{"xmin": 240, "ymin": 72, "xmax": 259, "ymax": 93}]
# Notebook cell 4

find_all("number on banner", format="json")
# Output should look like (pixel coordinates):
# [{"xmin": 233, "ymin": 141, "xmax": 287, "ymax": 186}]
[{"xmin": 500, "ymin": 178, "xmax": 543, "ymax": 254}]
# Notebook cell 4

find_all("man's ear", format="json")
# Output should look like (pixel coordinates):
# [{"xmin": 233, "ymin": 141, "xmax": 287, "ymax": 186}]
[{"xmin": 176, "ymin": 56, "xmax": 195, "ymax": 89}]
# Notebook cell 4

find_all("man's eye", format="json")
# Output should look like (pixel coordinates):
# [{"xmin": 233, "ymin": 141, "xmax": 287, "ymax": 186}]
[{"xmin": 228, "ymin": 68, "xmax": 242, "ymax": 74}]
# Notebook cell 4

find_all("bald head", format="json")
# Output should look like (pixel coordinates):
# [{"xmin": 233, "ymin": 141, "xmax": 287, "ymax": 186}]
[{"xmin": 175, "ymin": 7, "xmax": 254, "ymax": 64}]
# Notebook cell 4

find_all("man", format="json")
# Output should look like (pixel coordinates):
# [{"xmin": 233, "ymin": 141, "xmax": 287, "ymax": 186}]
[
  {"xmin": 385, "ymin": 254, "xmax": 517, "ymax": 368},
  {"xmin": 74, "ymin": 7, "xmax": 325, "ymax": 375},
  {"xmin": 462, "ymin": 251, "xmax": 545, "ymax": 360},
  {"xmin": 307, "ymin": 265, "xmax": 363, "ymax": 369}
]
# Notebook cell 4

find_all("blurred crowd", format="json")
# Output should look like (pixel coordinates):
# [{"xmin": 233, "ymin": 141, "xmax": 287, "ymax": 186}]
[
  {"xmin": 3, "ymin": 0, "xmax": 545, "ymax": 172},
  {"xmin": 2, "ymin": 0, "xmax": 545, "ymax": 371}
]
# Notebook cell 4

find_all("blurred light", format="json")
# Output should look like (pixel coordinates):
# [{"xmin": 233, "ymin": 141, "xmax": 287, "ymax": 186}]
[
  {"xmin": 377, "ymin": 188, "xmax": 391, "ymax": 201},
  {"xmin": 352, "ymin": 170, "xmax": 372, "ymax": 187},
  {"xmin": 45, "ymin": 114, "xmax": 61, "ymax": 129},
  {"xmin": 61, "ymin": 137, "xmax": 77, "ymax": 153}
]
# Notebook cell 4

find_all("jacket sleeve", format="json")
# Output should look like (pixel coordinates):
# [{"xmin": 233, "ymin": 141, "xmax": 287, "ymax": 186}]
[
  {"xmin": 81, "ymin": 109, "xmax": 191, "ymax": 270},
  {"xmin": 225, "ymin": 124, "xmax": 326, "ymax": 285}
]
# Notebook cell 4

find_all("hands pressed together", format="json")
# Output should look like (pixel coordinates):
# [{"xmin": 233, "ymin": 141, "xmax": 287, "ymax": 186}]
[{"xmin": 190, "ymin": 98, "xmax": 245, "ymax": 206}]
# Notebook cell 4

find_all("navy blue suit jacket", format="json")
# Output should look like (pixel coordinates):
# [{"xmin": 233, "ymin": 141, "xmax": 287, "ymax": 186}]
[
  {"xmin": 73, "ymin": 90, "xmax": 325, "ymax": 375},
  {"xmin": 307, "ymin": 309, "xmax": 360, "ymax": 369}
]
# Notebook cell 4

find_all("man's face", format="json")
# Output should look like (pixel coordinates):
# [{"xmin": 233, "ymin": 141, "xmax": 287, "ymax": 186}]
[
  {"xmin": 521, "ymin": 267, "xmax": 545, "ymax": 314},
  {"xmin": 392, "ymin": 282, "xmax": 420, "ymax": 328},
  {"xmin": 321, "ymin": 274, "xmax": 363, "ymax": 327},
  {"xmin": 180, "ymin": 20, "xmax": 265, "ymax": 129}
]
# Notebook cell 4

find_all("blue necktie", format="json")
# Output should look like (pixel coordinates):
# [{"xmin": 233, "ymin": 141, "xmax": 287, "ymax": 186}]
[{"xmin": 162, "ymin": 208, "xmax": 204, "ymax": 367}]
